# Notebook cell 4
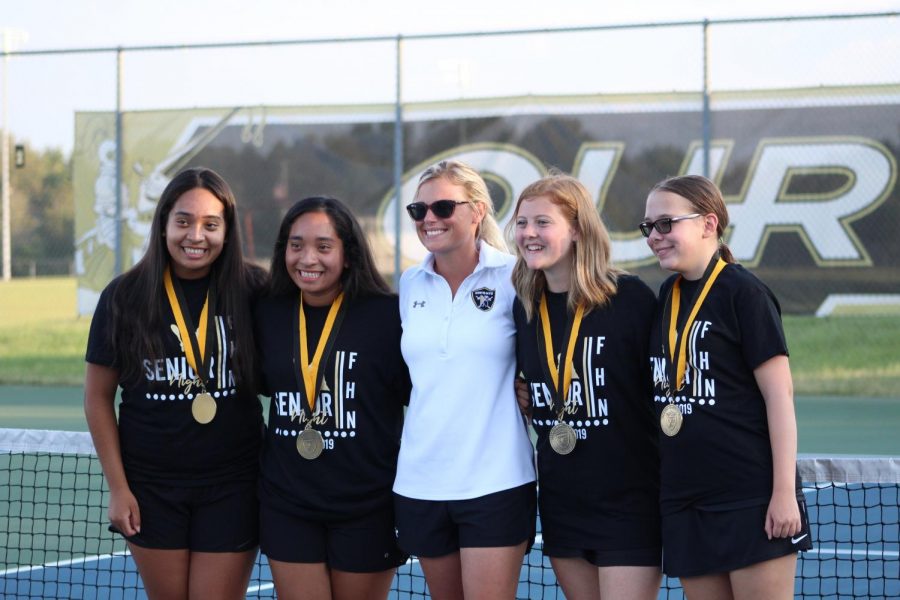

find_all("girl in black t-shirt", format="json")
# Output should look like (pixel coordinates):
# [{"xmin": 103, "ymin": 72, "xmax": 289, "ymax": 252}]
[
  {"xmin": 254, "ymin": 196, "xmax": 409, "ymax": 600},
  {"xmin": 641, "ymin": 175, "xmax": 810, "ymax": 598},
  {"xmin": 510, "ymin": 173, "xmax": 662, "ymax": 599},
  {"xmin": 84, "ymin": 168, "xmax": 266, "ymax": 600}
]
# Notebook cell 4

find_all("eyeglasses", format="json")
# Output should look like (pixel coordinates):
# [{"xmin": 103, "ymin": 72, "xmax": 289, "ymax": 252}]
[
  {"xmin": 406, "ymin": 200, "xmax": 468, "ymax": 221},
  {"xmin": 639, "ymin": 213, "xmax": 701, "ymax": 237}
]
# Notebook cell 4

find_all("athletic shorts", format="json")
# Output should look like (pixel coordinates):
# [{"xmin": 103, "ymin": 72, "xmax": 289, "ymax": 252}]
[
  {"xmin": 259, "ymin": 502, "xmax": 408, "ymax": 573},
  {"xmin": 661, "ymin": 498, "xmax": 812, "ymax": 577},
  {"xmin": 542, "ymin": 543, "xmax": 661, "ymax": 567},
  {"xmin": 393, "ymin": 482, "xmax": 537, "ymax": 558},
  {"xmin": 113, "ymin": 479, "xmax": 258, "ymax": 552},
  {"xmin": 538, "ymin": 494, "xmax": 661, "ymax": 567}
]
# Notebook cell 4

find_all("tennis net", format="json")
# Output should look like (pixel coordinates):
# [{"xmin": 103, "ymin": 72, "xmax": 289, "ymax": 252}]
[{"xmin": 2, "ymin": 428, "xmax": 898, "ymax": 599}]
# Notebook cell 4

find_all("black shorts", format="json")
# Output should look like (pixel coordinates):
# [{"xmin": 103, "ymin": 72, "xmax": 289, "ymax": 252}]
[
  {"xmin": 542, "ymin": 543, "xmax": 661, "ymax": 567},
  {"xmin": 259, "ymin": 502, "xmax": 408, "ymax": 573},
  {"xmin": 661, "ymin": 498, "xmax": 812, "ymax": 577},
  {"xmin": 394, "ymin": 482, "xmax": 537, "ymax": 558},
  {"xmin": 115, "ymin": 479, "xmax": 258, "ymax": 552},
  {"xmin": 538, "ymin": 491, "xmax": 661, "ymax": 567}
]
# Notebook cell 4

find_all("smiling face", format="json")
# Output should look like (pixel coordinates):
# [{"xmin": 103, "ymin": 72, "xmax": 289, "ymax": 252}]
[
  {"xmin": 644, "ymin": 189, "xmax": 717, "ymax": 280},
  {"xmin": 164, "ymin": 187, "xmax": 227, "ymax": 279},
  {"xmin": 514, "ymin": 195, "xmax": 578, "ymax": 292},
  {"xmin": 412, "ymin": 176, "xmax": 482, "ymax": 258},
  {"xmin": 285, "ymin": 210, "xmax": 346, "ymax": 306}
]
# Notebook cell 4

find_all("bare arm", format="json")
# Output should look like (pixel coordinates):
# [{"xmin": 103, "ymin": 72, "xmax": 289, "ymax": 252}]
[
  {"xmin": 514, "ymin": 377, "xmax": 532, "ymax": 419},
  {"xmin": 754, "ymin": 354, "xmax": 801, "ymax": 539},
  {"xmin": 84, "ymin": 363, "xmax": 140, "ymax": 536}
]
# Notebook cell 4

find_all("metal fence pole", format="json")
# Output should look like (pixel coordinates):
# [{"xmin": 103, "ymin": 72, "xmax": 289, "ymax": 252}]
[
  {"xmin": 392, "ymin": 35, "xmax": 404, "ymax": 289},
  {"xmin": 702, "ymin": 19, "xmax": 711, "ymax": 179},
  {"xmin": 114, "ymin": 48, "xmax": 123, "ymax": 276},
  {"xmin": 1, "ymin": 46, "xmax": 10, "ymax": 281}
]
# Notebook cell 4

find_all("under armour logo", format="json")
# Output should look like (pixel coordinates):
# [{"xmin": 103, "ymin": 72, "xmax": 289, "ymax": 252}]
[{"xmin": 413, "ymin": 301, "xmax": 426, "ymax": 308}]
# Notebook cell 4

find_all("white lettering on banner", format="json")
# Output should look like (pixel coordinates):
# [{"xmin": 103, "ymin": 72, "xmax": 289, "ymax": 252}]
[
  {"xmin": 573, "ymin": 142, "xmax": 622, "ymax": 214},
  {"xmin": 726, "ymin": 139, "xmax": 894, "ymax": 265},
  {"xmin": 380, "ymin": 138, "xmax": 895, "ymax": 267},
  {"xmin": 604, "ymin": 140, "xmax": 733, "ymax": 264},
  {"xmin": 682, "ymin": 140, "xmax": 733, "ymax": 182}
]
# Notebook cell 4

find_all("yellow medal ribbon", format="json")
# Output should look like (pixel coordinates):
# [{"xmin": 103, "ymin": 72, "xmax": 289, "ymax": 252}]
[
  {"xmin": 667, "ymin": 258, "xmax": 727, "ymax": 392},
  {"xmin": 298, "ymin": 292, "xmax": 345, "ymax": 413},
  {"xmin": 539, "ymin": 293, "xmax": 585, "ymax": 417},
  {"xmin": 163, "ymin": 266, "xmax": 210, "ymax": 380}
]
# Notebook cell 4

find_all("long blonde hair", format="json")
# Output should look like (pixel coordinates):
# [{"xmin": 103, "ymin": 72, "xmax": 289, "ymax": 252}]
[
  {"xmin": 415, "ymin": 160, "xmax": 508, "ymax": 252},
  {"xmin": 508, "ymin": 172, "xmax": 620, "ymax": 321}
]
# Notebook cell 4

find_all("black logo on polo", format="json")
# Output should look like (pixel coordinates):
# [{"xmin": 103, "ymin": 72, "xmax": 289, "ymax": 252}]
[
  {"xmin": 471, "ymin": 287, "xmax": 496, "ymax": 311},
  {"xmin": 413, "ymin": 300, "xmax": 426, "ymax": 308}
]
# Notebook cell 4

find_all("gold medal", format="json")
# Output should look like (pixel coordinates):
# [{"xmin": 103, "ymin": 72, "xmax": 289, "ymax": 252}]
[
  {"xmin": 296, "ymin": 427, "xmax": 324, "ymax": 460},
  {"xmin": 192, "ymin": 392, "xmax": 217, "ymax": 425},
  {"xmin": 660, "ymin": 402, "xmax": 683, "ymax": 437},
  {"xmin": 292, "ymin": 292, "xmax": 345, "ymax": 451},
  {"xmin": 549, "ymin": 422, "xmax": 577, "ymax": 455},
  {"xmin": 165, "ymin": 267, "xmax": 219, "ymax": 425},
  {"xmin": 538, "ymin": 295, "xmax": 585, "ymax": 456}
]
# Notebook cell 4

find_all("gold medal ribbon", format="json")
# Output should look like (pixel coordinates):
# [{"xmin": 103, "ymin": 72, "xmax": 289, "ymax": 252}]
[
  {"xmin": 666, "ymin": 257, "xmax": 727, "ymax": 392},
  {"xmin": 163, "ymin": 266, "xmax": 213, "ymax": 387},
  {"xmin": 539, "ymin": 293, "xmax": 585, "ymax": 419},
  {"xmin": 298, "ymin": 292, "xmax": 345, "ymax": 414}
]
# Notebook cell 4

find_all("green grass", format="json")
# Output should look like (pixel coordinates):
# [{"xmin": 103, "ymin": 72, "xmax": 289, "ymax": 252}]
[
  {"xmin": 784, "ymin": 315, "xmax": 900, "ymax": 397},
  {"xmin": 1, "ymin": 277, "xmax": 898, "ymax": 396},
  {"xmin": 0, "ymin": 277, "xmax": 91, "ymax": 386},
  {"xmin": 0, "ymin": 276, "xmax": 80, "ymax": 324}
]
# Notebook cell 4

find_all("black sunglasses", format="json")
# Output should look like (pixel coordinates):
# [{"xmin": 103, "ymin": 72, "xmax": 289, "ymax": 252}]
[
  {"xmin": 406, "ymin": 200, "xmax": 468, "ymax": 221},
  {"xmin": 639, "ymin": 213, "xmax": 701, "ymax": 237}
]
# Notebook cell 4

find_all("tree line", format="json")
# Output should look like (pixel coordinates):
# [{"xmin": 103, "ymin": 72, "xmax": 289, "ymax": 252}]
[{"xmin": 3, "ymin": 138, "xmax": 73, "ymax": 277}]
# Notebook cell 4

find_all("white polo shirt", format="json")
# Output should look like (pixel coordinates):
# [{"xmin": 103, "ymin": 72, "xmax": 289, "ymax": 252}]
[{"xmin": 394, "ymin": 243, "xmax": 536, "ymax": 500}]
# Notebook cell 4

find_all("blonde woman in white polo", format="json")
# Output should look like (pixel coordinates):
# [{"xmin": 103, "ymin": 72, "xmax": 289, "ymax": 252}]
[{"xmin": 394, "ymin": 160, "xmax": 536, "ymax": 599}]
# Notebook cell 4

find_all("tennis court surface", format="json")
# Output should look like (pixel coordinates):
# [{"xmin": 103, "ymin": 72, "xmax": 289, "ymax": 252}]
[{"xmin": 2, "ymin": 429, "xmax": 898, "ymax": 599}]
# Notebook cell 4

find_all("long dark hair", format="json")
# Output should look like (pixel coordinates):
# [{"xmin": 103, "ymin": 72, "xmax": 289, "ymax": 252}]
[
  {"xmin": 108, "ymin": 167, "xmax": 266, "ymax": 388},
  {"xmin": 269, "ymin": 196, "xmax": 392, "ymax": 300}
]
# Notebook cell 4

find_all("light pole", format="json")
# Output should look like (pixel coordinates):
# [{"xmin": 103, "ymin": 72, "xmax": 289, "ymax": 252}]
[{"xmin": 1, "ymin": 28, "xmax": 28, "ymax": 281}]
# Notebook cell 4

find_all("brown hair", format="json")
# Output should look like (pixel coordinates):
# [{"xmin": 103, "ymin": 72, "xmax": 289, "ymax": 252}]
[{"xmin": 649, "ymin": 174, "xmax": 735, "ymax": 263}]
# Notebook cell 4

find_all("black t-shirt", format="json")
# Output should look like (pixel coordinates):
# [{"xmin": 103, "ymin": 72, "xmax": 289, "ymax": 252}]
[
  {"xmin": 649, "ymin": 263, "xmax": 790, "ymax": 514},
  {"xmin": 514, "ymin": 275, "xmax": 660, "ymax": 547},
  {"xmin": 254, "ymin": 292, "xmax": 410, "ymax": 521},
  {"xmin": 85, "ymin": 274, "xmax": 264, "ymax": 485}
]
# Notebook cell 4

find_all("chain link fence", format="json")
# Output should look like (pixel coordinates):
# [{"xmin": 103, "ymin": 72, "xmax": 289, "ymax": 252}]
[{"xmin": 1, "ymin": 12, "xmax": 898, "ymax": 314}]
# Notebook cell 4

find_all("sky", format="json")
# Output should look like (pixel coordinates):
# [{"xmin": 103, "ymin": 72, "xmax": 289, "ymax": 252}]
[
  {"xmin": 4, "ymin": 1, "xmax": 899, "ymax": 47},
  {"xmin": 2, "ymin": 0, "xmax": 899, "ymax": 151}
]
